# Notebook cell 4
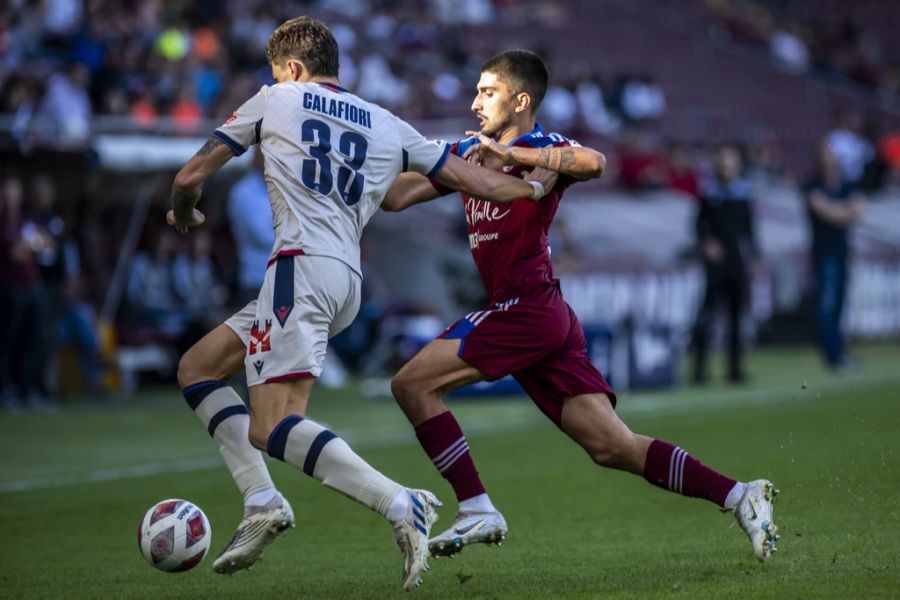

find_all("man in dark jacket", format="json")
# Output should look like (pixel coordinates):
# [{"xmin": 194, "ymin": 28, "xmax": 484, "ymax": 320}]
[
  {"xmin": 805, "ymin": 142, "xmax": 865, "ymax": 370},
  {"xmin": 692, "ymin": 145, "xmax": 759, "ymax": 383}
]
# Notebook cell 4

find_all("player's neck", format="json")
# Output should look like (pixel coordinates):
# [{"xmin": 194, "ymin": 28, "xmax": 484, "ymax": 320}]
[
  {"xmin": 305, "ymin": 75, "xmax": 342, "ymax": 88},
  {"xmin": 495, "ymin": 118, "xmax": 537, "ymax": 145}
]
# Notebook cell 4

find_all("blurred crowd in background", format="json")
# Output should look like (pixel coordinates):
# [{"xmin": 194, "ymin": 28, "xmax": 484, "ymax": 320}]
[
  {"xmin": 3, "ymin": 0, "xmax": 900, "ymax": 183},
  {"xmin": 1, "ymin": 0, "xmax": 899, "ymax": 409},
  {"xmin": 699, "ymin": 0, "xmax": 900, "ymax": 93}
]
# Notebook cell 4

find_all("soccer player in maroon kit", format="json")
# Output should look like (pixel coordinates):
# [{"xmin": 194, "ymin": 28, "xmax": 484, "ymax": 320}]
[{"xmin": 383, "ymin": 50, "xmax": 779, "ymax": 562}]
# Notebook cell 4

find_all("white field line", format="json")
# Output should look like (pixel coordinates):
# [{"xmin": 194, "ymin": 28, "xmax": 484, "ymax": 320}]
[{"xmin": 1, "ymin": 374, "xmax": 894, "ymax": 494}]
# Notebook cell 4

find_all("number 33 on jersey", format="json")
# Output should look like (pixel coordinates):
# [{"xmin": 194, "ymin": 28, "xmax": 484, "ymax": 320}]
[{"xmin": 213, "ymin": 81, "xmax": 450, "ymax": 277}]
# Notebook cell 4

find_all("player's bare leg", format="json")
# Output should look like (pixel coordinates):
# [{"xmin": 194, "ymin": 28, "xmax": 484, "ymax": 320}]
[
  {"xmin": 177, "ymin": 324, "xmax": 247, "ymax": 386},
  {"xmin": 391, "ymin": 339, "xmax": 485, "ymax": 426},
  {"xmin": 248, "ymin": 379, "xmax": 441, "ymax": 590},
  {"xmin": 177, "ymin": 324, "xmax": 293, "ymax": 575},
  {"xmin": 560, "ymin": 393, "xmax": 779, "ymax": 561},
  {"xmin": 392, "ymin": 338, "xmax": 508, "ymax": 558},
  {"xmin": 558, "ymin": 393, "xmax": 651, "ymax": 474}
]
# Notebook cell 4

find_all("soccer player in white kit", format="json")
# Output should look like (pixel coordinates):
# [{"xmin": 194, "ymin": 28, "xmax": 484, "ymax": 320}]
[{"xmin": 167, "ymin": 16, "xmax": 557, "ymax": 590}]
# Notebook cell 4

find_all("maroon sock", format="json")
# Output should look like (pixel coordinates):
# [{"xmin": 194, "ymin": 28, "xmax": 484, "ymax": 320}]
[
  {"xmin": 415, "ymin": 411, "xmax": 487, "ymax": 502},
  {"xmin": 642, "ymin": 439, "xmax": 737, "ymax": 508}
]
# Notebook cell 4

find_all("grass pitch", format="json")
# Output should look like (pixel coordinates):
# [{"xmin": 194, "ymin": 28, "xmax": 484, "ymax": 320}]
[{"xmin": 1, "ymin": 345, "xmax": 899, "ymax": 598}]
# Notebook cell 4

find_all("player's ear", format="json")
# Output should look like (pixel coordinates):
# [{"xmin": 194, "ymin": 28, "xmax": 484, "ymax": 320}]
[
  {"xmin": 514, "ymin": 92, "xmax": 531, "ymax": 114},
  {"xmin": 287, "ymin": 59, "xmax": 305, "ymax": 81}
]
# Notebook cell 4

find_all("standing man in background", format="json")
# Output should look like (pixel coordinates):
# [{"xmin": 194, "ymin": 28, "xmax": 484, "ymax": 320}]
[
  {"xmin": 1, "ymin": 174, "xmax": 50, "ymax": 411},
  {"xmin": 805, "ymin": 142, "xmax": 866, "ymax": 371},
  {"xmin": 692, "ymin": 145, "xmax": 759, "ymax": 384}
]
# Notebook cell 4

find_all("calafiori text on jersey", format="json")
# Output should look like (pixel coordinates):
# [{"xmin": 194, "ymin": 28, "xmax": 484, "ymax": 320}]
[{"xmin": 302, "ymin": 92, "xmax": 372, "ymax": 129}]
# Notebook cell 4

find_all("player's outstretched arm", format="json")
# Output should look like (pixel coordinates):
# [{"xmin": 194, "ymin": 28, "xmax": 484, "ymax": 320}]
[
  {"xmin": 168, "ymin": 136, "xmax": 235, "ymax": 232},
  {"xmin": 433, "ymin": 153, "xmax": 556, "ymax": 203},
  {"xmin": 381, "ymin": 173, "xmax": 443, "ymax": 212},
  {"xmin": 464, "ymin": 132, "xmax": 606, "ymax": 180}
]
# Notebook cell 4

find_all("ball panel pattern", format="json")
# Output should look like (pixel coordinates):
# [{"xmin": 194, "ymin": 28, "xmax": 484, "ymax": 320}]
[{"xmin": 150, "ymin": 526, "xmax": 175, "ymax": 564}]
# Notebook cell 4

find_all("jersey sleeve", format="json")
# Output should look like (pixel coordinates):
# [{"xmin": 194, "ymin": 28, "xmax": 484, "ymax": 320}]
[
  {"xmin": 394, "ymin": 116, "xmax": 451, "ymax": 178},
  {"xmin": 213, "ymin": 86, "xmax": 268, "ymax": 156},
  {"xmin": 427, "ymin": 137, "xmax": 482, "ymax": 196},
  {"xmin": 428, "ymin": 141, "xmax": 460, "ymax": 196}
]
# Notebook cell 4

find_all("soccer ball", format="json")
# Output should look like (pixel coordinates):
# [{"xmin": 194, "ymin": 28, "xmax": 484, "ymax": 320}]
[{"xmin": 138, "ymin": 499, "xmax": 212, "ymax": 572}]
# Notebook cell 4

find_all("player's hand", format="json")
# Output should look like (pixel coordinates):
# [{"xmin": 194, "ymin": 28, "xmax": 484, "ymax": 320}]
[
  {"xmin": 521, "ymin": 166, "xmax": 558, "ymax": 199},
  {"xmin": 166, "ymin": 208, "xmax": 206, "ymax": 234},
  {"xmin": 464, "ymin": 132, "xmax": 512, "ymax": 165}
]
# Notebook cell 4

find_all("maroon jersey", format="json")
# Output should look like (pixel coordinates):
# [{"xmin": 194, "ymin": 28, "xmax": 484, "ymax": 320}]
[
  {"xmin": 432, "ymin": 124, "xmax": 577, "ymax": 302},
  {"xmin": 435, "ymin": 125, "xmax": 616, "ymax": 418}
]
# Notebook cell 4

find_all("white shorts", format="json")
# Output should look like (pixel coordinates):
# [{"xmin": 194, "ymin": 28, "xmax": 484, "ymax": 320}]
[{"xmin": 224, "ymin": 253, "xmax": 361, "ymax": 386}]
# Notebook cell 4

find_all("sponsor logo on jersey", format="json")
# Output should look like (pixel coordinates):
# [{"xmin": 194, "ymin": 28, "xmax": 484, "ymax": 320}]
[
  {"xmin": 468, "ymin": 232, "xmax": 500, "ymax": 249},
  {"xmin": 465, "ymin": 198, "xmax": 510, "ymax": 227}
]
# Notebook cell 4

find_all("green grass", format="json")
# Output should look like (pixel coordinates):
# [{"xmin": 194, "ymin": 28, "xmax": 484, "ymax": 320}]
[{"xmin": 1, "ymin": 345, "xmax": 899, "ymax": 598}]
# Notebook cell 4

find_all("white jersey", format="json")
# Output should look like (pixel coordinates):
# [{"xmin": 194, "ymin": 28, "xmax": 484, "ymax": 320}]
[{"xmin": 214, "ymin": 81, "xmax": 450, "ymax": 276}]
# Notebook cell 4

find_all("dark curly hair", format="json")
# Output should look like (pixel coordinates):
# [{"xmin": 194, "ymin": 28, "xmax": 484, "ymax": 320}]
[{"xmin": 266, "ymin": 16, "xmax": 339, "ymax": 77}]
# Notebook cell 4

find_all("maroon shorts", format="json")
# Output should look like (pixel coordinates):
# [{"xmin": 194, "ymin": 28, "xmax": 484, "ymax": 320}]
[{"xmin": 440, "ymin": 284, "xmax": 616, "ymax": 426}]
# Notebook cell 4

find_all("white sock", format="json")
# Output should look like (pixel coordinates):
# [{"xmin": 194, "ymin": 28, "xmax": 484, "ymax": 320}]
[
  {"xmin": 244, "ymin": 486, "xmax": 278, "ymax": 507},
  {"xmin": 459, "ymin": 492, "xmax": 497, "ymax": 514},
  {"xmin": 187, "ymin": 383, "xmax": 275, "ymax": 501},
  {"xmin": 724, "ymin": 482, "xmax": 747, "ymax": 511},
  {"xmin": 271, "ymin": 415, "xmax": 402, "ymax": 518},
  {"xmin": 384, "ymin": 489, "xmax": 410, "ymax": 523}
]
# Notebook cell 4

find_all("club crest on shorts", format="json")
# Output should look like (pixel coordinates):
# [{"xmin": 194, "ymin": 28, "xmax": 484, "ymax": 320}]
[{"xmin": 249, "ymin": 319, "xmax": 273, "ymax": 355}]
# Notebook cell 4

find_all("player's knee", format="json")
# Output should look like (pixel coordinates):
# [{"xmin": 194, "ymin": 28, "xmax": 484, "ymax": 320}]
[
  {"xmin": 176, "ymin": 351, "xmax": 202, "ymax": 389},
  {"xmin": 390, "ymin": 370, "xmax": 420, "ymax": 406}
]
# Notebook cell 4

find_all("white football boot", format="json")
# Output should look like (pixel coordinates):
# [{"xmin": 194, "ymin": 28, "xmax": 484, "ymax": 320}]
[
  {"xmin": 428, "ymin": 509, "xmax": 507, "ymax": 558},
  {"xmin": 212, "ymin": 492, "xmax": 295, "ymax": 574},
  {"xmin": 732, "ymin": 479, "xmax": 780, "ymax": 561},
  {"xmin": 391, "ymin": 489, "xmax": 441, "ymax": 591}
]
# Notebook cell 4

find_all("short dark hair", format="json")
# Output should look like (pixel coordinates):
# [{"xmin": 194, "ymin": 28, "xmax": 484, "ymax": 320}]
[
  {"xmin": 266, "ymin": 16, "xmax": 339, "ymax": 77},
  {"xmin": 481, "ymin": 50, "xmax": 549, "ymax": 113}
]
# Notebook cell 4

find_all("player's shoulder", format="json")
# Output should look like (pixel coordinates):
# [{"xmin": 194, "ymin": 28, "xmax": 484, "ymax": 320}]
[
  {"xmin": 516, "ymin": 126, "xmax": 579, "ymax": 149},
  {"xmin": 253, "ymin": 83, "xmax": 273, "ymax": 97},
  {"xmin": 451, "ymin": 135, "xmax": 481, "ymax": 156},
  {"xmin": 348, "ymin": 95, "xmax": 414, "ymax": 135}
]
